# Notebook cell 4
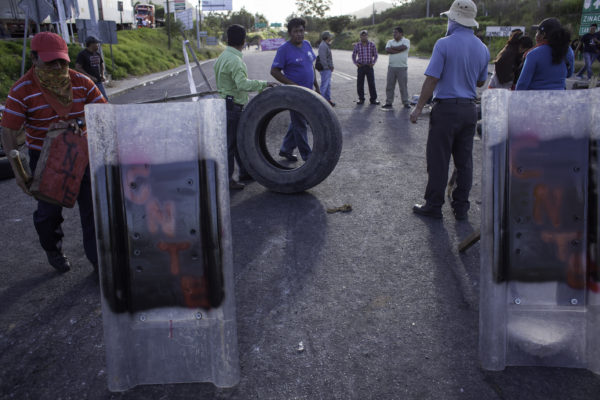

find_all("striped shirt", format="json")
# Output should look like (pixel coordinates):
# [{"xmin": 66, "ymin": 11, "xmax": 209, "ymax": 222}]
[
  {"xmin": 352, "ymin": 40, "xmax": 378, "ymax": 66},
  {"xmin": 1, "ymin": 68, "xmax": 106, "ymax": 151}
]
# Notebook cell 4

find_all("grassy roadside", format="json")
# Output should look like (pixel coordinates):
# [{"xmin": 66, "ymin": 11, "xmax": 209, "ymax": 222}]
[{"xmin": 0, "ymin": 28, "xmax": 223, "ymax": 103}]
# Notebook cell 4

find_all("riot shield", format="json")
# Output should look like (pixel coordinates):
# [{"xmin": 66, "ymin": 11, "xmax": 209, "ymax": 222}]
[
  {"xmin": 85, "ymin": 101, "xmax": 239, "ymax": 391},
  {"xmin": 479, "ymin": 88, "xmax": 600, "ymax": 373}
]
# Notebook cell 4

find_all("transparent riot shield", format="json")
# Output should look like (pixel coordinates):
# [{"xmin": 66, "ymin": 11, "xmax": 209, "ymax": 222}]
[
  {"xmin": 480, "ymin": 88, "xmax": 600, "ymax": 373},
  {"xmin": 85, "ymin": 102, "xmax": 239, "ymax": 391}
]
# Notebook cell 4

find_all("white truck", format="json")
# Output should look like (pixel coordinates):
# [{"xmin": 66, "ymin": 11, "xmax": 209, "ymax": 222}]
[{"xmin": 0, "ymin": 0, "xmax": 135, "ymax": 37}]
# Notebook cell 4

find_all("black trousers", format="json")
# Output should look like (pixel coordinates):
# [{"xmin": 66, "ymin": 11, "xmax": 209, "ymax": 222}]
[
  {"xmin": 356, "ymin": 65, "xmax": 377, "ymax": 102},
  {"xmin": 225, "ymin": 99, "xmax": 247, "ymax": 179},
  {"xmin": 29, "ymin": 149, "xmax": 97, "ymax": 265},
  {"xmin": 424, "ymin": 102, "xmax": 477, "ymax": 212}
]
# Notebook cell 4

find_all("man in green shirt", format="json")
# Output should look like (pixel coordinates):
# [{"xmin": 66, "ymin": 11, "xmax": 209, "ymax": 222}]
[{"xmin": 214, "ymin": 24, "xmax": 277, "ymax": 190}]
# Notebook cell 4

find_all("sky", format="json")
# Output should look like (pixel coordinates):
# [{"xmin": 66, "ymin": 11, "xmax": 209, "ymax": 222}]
[{"xmin": 231, "ymin": 0, "xmax": 378, "ymax": 24}]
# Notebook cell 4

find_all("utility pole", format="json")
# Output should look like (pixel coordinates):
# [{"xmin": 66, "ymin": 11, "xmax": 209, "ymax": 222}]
[
  {"xmin": 55, "ymin": 0, "xmax": 70, "ymax": 43},
  {"xmin": 196, "ymin": 5, "xmax": 200, "ymax": 49},
  {"xmin": 426, "ymin": 0, "xmax": 430, "ymax": 18},
  {"xmin": 166, "ymin": 0, "xmax": 171, "ymax": 49},
  {"xmin": 372, "ymin": 1, "xmax": 375, "ymax": 25}
]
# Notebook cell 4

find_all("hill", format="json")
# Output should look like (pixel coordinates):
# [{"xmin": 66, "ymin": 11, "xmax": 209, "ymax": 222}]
[{"xmin": 350, "ymin": 2, "xmax": 394, "ymax": 19}]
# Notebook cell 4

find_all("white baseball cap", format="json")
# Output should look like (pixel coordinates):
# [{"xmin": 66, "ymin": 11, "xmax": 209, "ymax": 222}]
[{"xmin": 441, "ymin": 0, "xmax": 479, "ymax": 28}]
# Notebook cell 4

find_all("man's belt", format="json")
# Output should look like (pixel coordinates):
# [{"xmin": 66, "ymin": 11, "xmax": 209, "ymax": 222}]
[
  {"xmin": 225, "ymin": 95, "xmax": 244, "ymax": 111},
  {"xmin": 433, "ymin": 98, "xmax": 475, "ymax": 104}
]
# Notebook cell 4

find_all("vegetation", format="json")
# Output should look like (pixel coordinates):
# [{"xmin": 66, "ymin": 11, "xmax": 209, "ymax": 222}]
[
  {"xmin": 0, "ymin": 0, "xmax": 594, "ymax": 101},
  {"xmin": 0, "ymin": 27, "xmax": 223, "ymax": 102},
  {"xmin": 295, "ymin": 0, "xmax": 332, "ymax": 18}
]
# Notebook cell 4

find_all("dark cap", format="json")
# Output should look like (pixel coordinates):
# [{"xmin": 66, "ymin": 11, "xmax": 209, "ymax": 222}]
[
  {"xmin": 31, "ymin": 32, "xmax": 70, "ymax": 62},
  {"xmin": 360, "ymin": 30, "xmax": 368, "ymax": 35},
  {"xmin": 85, "ymin": 36, "xmax": 100, "ymax": 47},
  {"xmin": 533, "ymin": 18, "xmax": 561, "ymax": 34}
]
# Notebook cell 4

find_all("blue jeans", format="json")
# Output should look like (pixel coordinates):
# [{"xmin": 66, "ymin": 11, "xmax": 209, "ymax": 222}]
[
  {"xmin": 576, "ymin": 52, "xmax": 599, "ymax": 79},
  {"xmin": 280, "ymin": 111, "xmax": 311, "ymax": 161},
  {"xmin": 96, "ymin": 82, "xmax": 108, "ymax": 101},
  {"xmin": 320, "ymin": 69, "xmax": 332, "ymax": 101}
]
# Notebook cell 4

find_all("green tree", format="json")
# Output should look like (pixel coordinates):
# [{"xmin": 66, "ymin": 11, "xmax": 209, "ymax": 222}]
[
  {"xmin": 227, "ymin": 7, "xmax": 255, "ymax": 30},
  {"xmin": 295, "ymin": 0, "xmax": 331, "ymax": 18},
  {"xmin": 255, "ymin": 13, "xmax": 268, "ymax": 26},
  {"xmin": 327, "ymin": 15, "xmax": 352, "ymax": 34}
]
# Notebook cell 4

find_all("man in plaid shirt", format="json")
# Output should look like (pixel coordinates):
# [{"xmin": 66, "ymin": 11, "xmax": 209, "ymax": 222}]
[{"xmin": 352, "ymin": 30, "xmax": 379, "ymax": 105}]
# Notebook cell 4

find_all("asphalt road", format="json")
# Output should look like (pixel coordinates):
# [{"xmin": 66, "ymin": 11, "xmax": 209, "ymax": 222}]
[{"xmin": 1, "ymin": 48, "xmax": 599, "ymax": 399}]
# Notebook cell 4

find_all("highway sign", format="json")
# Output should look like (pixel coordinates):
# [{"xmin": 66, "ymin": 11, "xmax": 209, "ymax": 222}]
[{"xmin": 580, "ymin": 0, "xmax": 600, "ymax": 34}]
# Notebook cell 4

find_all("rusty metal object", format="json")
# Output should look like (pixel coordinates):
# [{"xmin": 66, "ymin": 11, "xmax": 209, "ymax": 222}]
[{"xmin": 30, "ymin": 124, "xmax": 89, "ymax": 208}]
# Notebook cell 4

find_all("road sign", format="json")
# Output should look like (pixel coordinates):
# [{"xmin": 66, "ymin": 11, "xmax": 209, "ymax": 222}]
[
  {"xmin": 485, "ymin": 26, "xmax": 525, "ymax": 37},
  {"xmin": 174, "ymin": 0, "xmax": 186, "ymax": 11},
  {"xmin": 201, "ymin": 0, "xmax": 232, "ymax": 11},
  {"xmin": 18, "ymin": 0, "xmax": 54, "ymax": 24},
  {"xmin": 176, "ymin": 8, "xmax": 193, "ymax": 30},
  {"xmin": 198, "ymin": 31, "xmax": 207, "ymax": 37},
  {"xmin": 270, "ymin": 23, "xmax": 282, "ymax": 28},
  {"xmin": 206, "ymin": 36, "xmax": 218, "ymax": 45},
  {"xmin": 580, "ymin": 0, "xmax": 600, "ymax": 34},
  {"xmin": 77, "ymin": 19, "xmax": 118, "ymax": 45},
  {"xmin": 254, "ymin": 22, "xmax": 266, "ymax": 29}
]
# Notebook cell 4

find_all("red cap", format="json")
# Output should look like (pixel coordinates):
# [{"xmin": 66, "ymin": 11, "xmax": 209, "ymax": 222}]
[{"xmin": 31, "ymin": 32, "xmax": 70, "ymax": 62}]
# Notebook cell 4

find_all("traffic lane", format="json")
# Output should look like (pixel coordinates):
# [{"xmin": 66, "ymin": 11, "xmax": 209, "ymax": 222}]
[
  {"xmin": 225, "ymin": 51, "xmax": 600, "ymax": 399},
  {"xmin": 110, "ymin": 59, "xmax": 218, "ymax": 104},
  {"xmin": 233, "ymin": 49, "xmax": 600, "ymax": 400},
  {"xmin": 1, "ymin": 50, "xmax": 598, "ymax": 399}
]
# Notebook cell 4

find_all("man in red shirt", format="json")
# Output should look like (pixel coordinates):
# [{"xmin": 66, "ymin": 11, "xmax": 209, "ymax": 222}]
[{"xmin": 1, "ymin": 32, "xmax": 106, "ymax": 273}]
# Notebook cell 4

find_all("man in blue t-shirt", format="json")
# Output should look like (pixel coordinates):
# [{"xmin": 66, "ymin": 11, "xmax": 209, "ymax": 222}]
[
  {"xmin": 409, "ymin": 0, "xmax": 489, "ymax": 220},
  {"xmin": 270, "ymin": 17, "xmax": 320, "ymax": 162}
]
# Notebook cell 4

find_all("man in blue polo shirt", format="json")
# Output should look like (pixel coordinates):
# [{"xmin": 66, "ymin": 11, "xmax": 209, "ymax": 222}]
[
  {"xmin": 410, "ymin": 0, "xmax": 489, "ymax": 220},
  {"xmin": 270, "ymin": 17, "xmax": 320, "ymax": 162}
]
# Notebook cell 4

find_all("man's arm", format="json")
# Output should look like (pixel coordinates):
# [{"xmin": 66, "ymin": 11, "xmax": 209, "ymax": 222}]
[
  {"xmin": 386, "ymin": 45, "xmax": 407, "ymax": 54},
  {"xmin": 409, "ymin": 75, "xmax": 439, "ymax": 123},
  {"xmin": 271, "ymin": 67, "xmax": 296, "ymax": 85},
  {"xmin": 313, "ymin": 67, "xmax": 320, "ymax": 93},
  {"xmin": 1, "ymin": 127, "xmax": 31, "ymax": 194}
]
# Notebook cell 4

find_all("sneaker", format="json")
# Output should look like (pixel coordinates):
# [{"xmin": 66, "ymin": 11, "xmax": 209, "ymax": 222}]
[
  {"xmin": 381, "ymin": 104, "xmax": 393, "ymax": 110},
  {"xmin": 370, "ymin": 100, "xmax": 381, "ymax": 105},
  {"xmin": 46, "ymin": 250, "xmax": 71, "ymax": 273},
  {"xmin": 229, "ymin": 180, "xmax": 245, "ymax": 190},
  {"xmin": 356, "ymin": 99, "xmax": 365, "ymax": 105},
  {"xmin": 328, "ymin": 100, "xmax": 336, "ymax": 107},
  {"xmin": 278, "ymin": 151, "xmax": 298, "ymax": 162},
  {"xmin": 403, "ymin": 103, "xmax": 411, "ymax": 109}
]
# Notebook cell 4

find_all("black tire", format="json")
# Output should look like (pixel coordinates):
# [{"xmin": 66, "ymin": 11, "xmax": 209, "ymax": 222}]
[{"xmin": 236, "ymin": 85, "xmax": 342, "ymax": 193}]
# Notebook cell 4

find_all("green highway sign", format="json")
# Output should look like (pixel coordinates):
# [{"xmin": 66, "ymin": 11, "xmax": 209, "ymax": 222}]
[
  {"xmin": 580, "ymin": 0, "xmax": 600, "ymax": 34},
  {"xmin": 270, "ymin": 23, "xmax": 282, "ymax": 27},
  {"xmin": 254, "ymin": 22, "xmax": 267, "ymax": 28}
]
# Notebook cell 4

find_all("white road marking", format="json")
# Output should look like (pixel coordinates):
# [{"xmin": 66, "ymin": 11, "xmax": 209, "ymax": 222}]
[{"xmin": 333, "ymin": 71, "xmax": 356, "ymax": 81}]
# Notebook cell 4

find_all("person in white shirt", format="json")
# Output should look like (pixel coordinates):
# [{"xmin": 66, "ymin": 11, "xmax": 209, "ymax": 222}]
[{"xmin": 382, "ymin": 27, "xmax": 411, "ymax": 109}]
